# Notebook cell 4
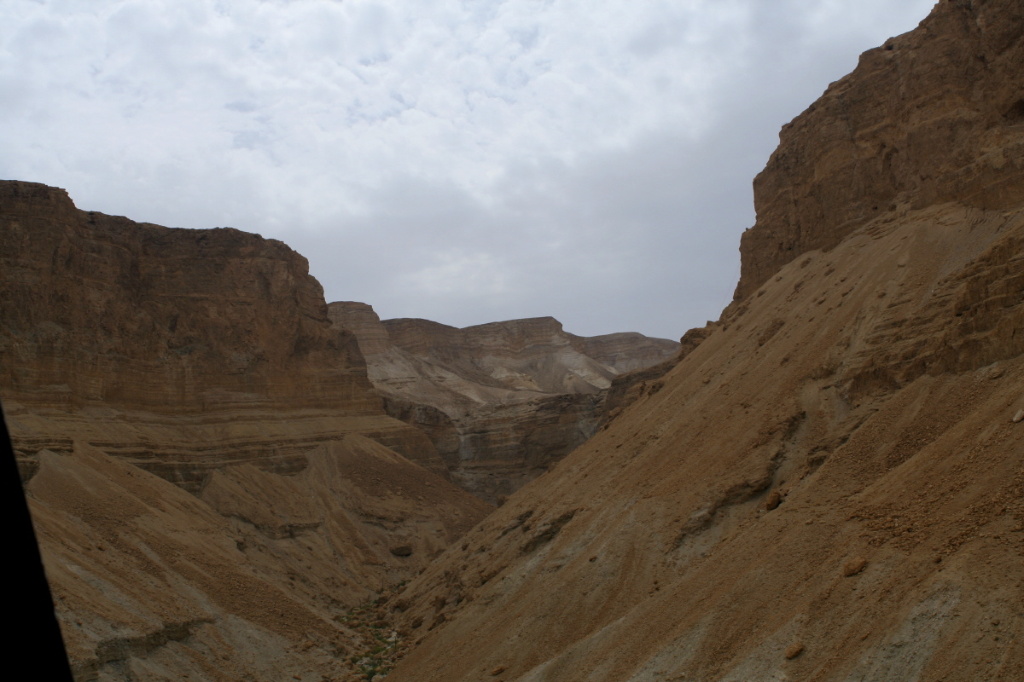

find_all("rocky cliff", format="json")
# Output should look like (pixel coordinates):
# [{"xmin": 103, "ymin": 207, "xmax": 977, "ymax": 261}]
[
  {"xmin": 0, "ymin": 181, "xmax": 491, "ymax": 680},
  {"xmin": 734, "ymin": 0, "xmax": 1024, "ymax": 301},
  {"xmin": 328, "ymin": 303, "xmax": 679, "ymax": 503},
  {"xmin": 382, "ymin": 2, "xmax": 1024, "ymax": 680}
]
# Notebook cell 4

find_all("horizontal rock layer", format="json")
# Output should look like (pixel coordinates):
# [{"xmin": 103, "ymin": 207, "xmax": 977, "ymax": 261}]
[
  {"xmin": 384, "ymin": 2, "xmax": 1024, "ymax": 680},
  {"xmin": 734, "ymin": 0, "xmax": 1024, "ymax": 301},
  {"xmin": 0, "ymin": 180, "xmax": 490, "ymax": 679},
  {"xmin": 329, "ymin": 302, "xmax": 679, "ymax": 503}
]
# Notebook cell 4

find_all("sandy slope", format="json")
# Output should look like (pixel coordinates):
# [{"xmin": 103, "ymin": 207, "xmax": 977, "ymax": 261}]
[
  {"xmin": 383, "ymin": 0, "xmax": 1024, "ymax": 676},
  {"xmin": 385, "ymin": 200, "xmax": 1023, "ymax": 682}
]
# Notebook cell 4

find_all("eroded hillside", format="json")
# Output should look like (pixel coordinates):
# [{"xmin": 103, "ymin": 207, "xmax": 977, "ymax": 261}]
[
  {"xmin": 381, "ymin": 2, "xmax": 1024, "ymax": 680},
  {"xmin": 3, "ymin": 0, "xmax": 1021, "ymax": 680},
  {"xmin": 0, "ymin": 181, "xmax": 491, "ymax": 680},
  {"xmin": 329, "ymin": 302, "xmax": 679, "ymax": 503}
]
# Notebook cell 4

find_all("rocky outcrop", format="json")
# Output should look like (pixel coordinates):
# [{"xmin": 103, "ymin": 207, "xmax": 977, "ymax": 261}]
[
  {"xmin": 571, "ymin": 330, "xmax": 683, "ymax": 374},
  {"xmin": 0, "ymin": 181, "xmax": 451, "ymax": 483},
  {"xmin": 0, "ymin": 181, "xmax": 491, "ymax": 679},
  {"xmin": 329, "ymin": 302, "xmax": 679, "ymax": 502},
  {"xmin": 381, "ymin": 315, "xmax": 631, "ymax": 395},
  {"xmin": 601, "ymin": 322, "xmax": 715, "ymax": 426},
  {"xmin": 0, "ymin": 182, "xmax": 371, "ymax": 413},
  {"xmin": 734, "ymin": 0, "xmax": 1024, "ymax": 301},
  {"xmin": 383, "ymin": 3, "xmax": 1024, "ymax": 680}
]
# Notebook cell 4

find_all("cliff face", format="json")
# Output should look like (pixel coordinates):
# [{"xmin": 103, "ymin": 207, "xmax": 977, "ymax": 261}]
[
  {"xmin": 0, "ymin": 182, "xmax": 491, "ymax": 679},
  {"xmin": 735, "ymin": 0, "xmax": 1024, "ymax": 301},
  {"xmin": 329, "ymin": 303, "xmax": 679, "ymax": 503},
  {"xmin": 383, "ymin": 2, "xmax": 1024, "ymax": 680},
  {"xmin": 0, "ymin": 181, "xmax": 454, "ymax": 483},
  {"xmin": 1, "ymin": 182, "xmax": 370, "ymax": 412}
]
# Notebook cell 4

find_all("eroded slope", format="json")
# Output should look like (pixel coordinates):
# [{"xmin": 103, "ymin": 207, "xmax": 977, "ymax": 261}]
[
  {"xmin": 329, "ymin": 303, "xmax": 679, "ymax": 503},
  {"xmin": 383, "ymin": 1, "xmax": 1024, "ymax": 679},
  {"xmin": 0, "ymin": 181, "xmax": 491, "ymax": 680},
  {"xmin": 387, "ymin": 194, "xmax": 1024, "ymax": 682}
]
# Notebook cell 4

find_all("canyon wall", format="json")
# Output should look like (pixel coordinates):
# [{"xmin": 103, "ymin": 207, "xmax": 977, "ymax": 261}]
[
  {"xmin": 734, "ymin": 0, "xmax": 1024, "ymax": 301},
  {"xmin": 384, "ymin": 2, "xmax": 1024, "ymax": 680},
  {"xmin": 0, "ymin": 181, "xmax": 491, "ymax": 680},
  {"xmin": 328, "ymin": 302, "xmax": 679, "ymax": 503}
]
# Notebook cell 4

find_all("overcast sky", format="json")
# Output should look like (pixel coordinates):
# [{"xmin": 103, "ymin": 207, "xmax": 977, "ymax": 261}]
[{"xmin": 1, "ymin": 0, "xmax": 935, "ymax": 340}]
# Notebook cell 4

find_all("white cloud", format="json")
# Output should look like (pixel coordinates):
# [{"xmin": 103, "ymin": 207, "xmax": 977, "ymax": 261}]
[{"xmin": 1, "ymin": 0, "xmax": 936, "ymax": 338}]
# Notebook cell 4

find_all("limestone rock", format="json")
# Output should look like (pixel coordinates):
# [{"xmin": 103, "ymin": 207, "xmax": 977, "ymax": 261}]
[
  {"xmin": 329, "ymin": 302, "xmax": 679, "ymax": 502},
  {"xmin": 0, "ymin": 181, "xmax": 491, "ymax": 678},
  {"xmin": 0, "ymin": 181, "xmax": 451, "ymax": 484},
  {"xmin": 734, "ymin": 0, "xmax": 1024, "ymax": 301},
  {"xmin": 383, "ymin": 3, "xmax": 1024, "ymax": 680}
]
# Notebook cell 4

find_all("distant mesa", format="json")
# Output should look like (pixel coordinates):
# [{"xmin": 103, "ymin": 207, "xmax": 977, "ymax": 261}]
[{"xmin": 328, "ymin": 300, "xmax": 679, "ymax": 503}]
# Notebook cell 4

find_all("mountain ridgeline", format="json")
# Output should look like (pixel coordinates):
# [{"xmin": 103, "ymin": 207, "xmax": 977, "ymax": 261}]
[
  {"xmin": 328, "ymin": 302, "xmax": 679, "ymax": 504},
  {"xmin": 382, "ymin": 1, "xmax": 1023, "ymax": 680},
  {"xmin": 1, "ymin": 0, "xmax": 1022, "ymax": 679}
]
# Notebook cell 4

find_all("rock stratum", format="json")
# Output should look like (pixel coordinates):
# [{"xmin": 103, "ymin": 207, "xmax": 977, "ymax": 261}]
[
  {"xmin": 328, "ymin": 303, "xmax": 679, "ymax": 503},
  {"xmin": 3, "ymin": 0, "xmax": 1022, "ymax": 679},
  {"xmin": 735, "ymin": 0, "xmax": 1024, "ymax": 301},
  {"xmin": 378, "ymin": 2, "xmax": 1024, "ymax": 680},
  {"xmin": 0, "ymin": 181, "xmax": 491, "ymax": 680}
]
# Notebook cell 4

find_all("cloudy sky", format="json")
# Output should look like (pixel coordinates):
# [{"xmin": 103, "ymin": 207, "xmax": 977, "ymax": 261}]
[{"xmin": 1, "ymin": 0, "xmax": 935, "ymax": 340}]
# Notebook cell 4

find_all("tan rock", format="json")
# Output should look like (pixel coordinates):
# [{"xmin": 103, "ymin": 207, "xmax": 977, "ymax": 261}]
[
  {"xmin": 843, "ymin": 557, "xmax": 868, "ymax": 577},
  {"xmin": 329, "ymin": 303, "xmax": 679, "ymax": 502},
  {"xmin": 384, "ymin": 3, "xmax": 1024, "ymax": 681},
  {"xmin": 734, "ymin": 0, "xmax": 1024, "ymax": 302},
  {"xmin": 0, "ymin": 181, "xmax": 491, "ymax": 678}
]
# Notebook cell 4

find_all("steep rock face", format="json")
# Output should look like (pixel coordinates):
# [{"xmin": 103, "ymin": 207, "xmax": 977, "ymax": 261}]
[
  {"xmin": 1, "ymin": 182, "xmax": 370, "ymax": 412},
  {"xmin": 0, "ymin": 181, "xmax": 491, "ymax": 679},
  {"xmin": 384, "ymin": 3, "xmax": 1024, "ymax": 680},
  {"xmin": 329, "ymin": 303, "xmax": 679, "ymax": 502},
  {"xmin": 735, "ymin": 0, "xmax": 1024, "ymax": 301},
  {"xmin": 0, "ymin": 181, "xmax": 449, "ymax": 483},
  {"xmin": 382, "ymin": 316, "xmax": 627, "ymax": 395}
]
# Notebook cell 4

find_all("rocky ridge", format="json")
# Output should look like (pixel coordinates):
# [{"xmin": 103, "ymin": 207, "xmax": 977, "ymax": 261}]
[
  {"xmin": 0, "ymin": 181, "xmax": 491, "ymax": 680},
  {"xmin": 4, "ymin": 0, "xmax": 1021, "ymax": 679},
  {"xmin": 381, "ymin": 2, "xmax": 1024, "ymax": 680},
  {"xmin": 734, "ymin": 0, "xmax": 1024, "ymax": 301},
  {"xmin": 328, "ymin": 302, "xmax": 679, "ymax": 503}
]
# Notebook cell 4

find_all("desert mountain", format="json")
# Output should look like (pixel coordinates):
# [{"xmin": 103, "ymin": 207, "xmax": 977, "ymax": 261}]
[
  {"xmin": 0, "ymin": 181, "xmax": 491, "ymax": 680},
  {"xmin": 329, "ymin": 302, "xmax": 679, "ymax": 503},
  {"xmin": 379, "ymin": 2, "xmax": 1024, "ymax": 680},
  {"xmin": 2, "ymin": 0, "xmax": 1021, "ymax": 679}
]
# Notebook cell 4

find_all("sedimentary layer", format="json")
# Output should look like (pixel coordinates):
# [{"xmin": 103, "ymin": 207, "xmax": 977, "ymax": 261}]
[
  {"xmin": 0, "ymin": 181, "xmax": 491, "ymax": 679},
  {"xmin": 383, "ymin": 2, "xmax": 1024, "ymax": 680},
  {"xmin": 329, "ymin": 303, "xmax": 679, "ymax": 502},
  {"xmin": 734, "ymin": 0, "xmax": 1024, "ymax": 301}
]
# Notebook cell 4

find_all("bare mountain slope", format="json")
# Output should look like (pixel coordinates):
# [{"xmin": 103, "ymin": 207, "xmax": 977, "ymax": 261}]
[
  {"xmin": 329, "ymin": 302, "xmax": 679, "ymax": 503},
  {"xmin": 383, "ymin": 2, "xmax": 1024, "ymax": 680},
  {"xmin": 0, "ymin": 181, "xmax": 491, "ymax": 679}
]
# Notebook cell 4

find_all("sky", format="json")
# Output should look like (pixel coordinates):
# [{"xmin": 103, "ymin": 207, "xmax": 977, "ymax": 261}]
[{"xmin": 1, "ymin": 0, "xmax": 936, "ymax": 340}]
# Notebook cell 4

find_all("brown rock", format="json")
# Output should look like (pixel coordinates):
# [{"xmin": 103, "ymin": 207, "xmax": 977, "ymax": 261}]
[
  {"xmin": 843, "ymin": 557, "xmax": 868, "ymax": 577},
  {"xmin": 734, "ymin": 0, "xmax": 1024, "ymax": 301},
  {"xmin": 784, "ymin": 643, "xmax": 804, "ymax": 660},
  {"xmin": 382, "ymin": 4, "xmax": 1024, "ymax": 681},
  {"xmin": 330, "ymin": 303, "xmax": 679, "ymax": 502},
  {"xmin": 0, "ymin": 182, "xmax": 492, "ymax": 678}
]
